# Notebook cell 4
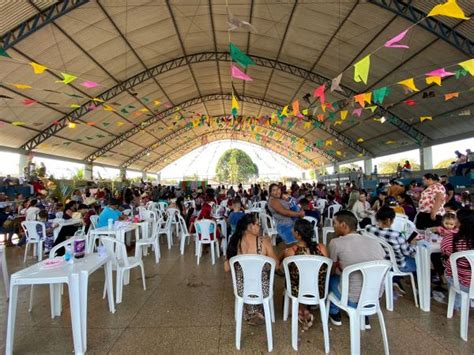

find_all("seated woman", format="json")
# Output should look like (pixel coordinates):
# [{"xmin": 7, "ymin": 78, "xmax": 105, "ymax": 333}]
[
  {"xmin": 280, "ymin": 219, "xmax": 328, "ymax": 330},
  {"xmin": 224, "ymin": 214, "xmax": 279, "ymax": 325},
  {"xmin": 351, "ymin": 191, "xmax": 372, "ymax": 228},
  {"xmin": 440, "ymin": 209, "xmax": 474, "ymax": 311},
  {"xmin": 194, "ymin": 203, "xmax": 220, "ymax": 240},
  {"xmin": 396, "ymin": 192, "xmax": 417, "ymax": 221}
]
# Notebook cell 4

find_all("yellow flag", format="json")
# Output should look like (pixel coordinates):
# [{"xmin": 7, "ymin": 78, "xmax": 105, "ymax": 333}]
[
  {"xmin": 340, "ymin": 110, "xmax": 348, "ymax": 120},
  {"xmin": 70, "ymin": 104, "xmax": 81, "ymax": 108},
  {"xmin": 12, "ymin": 121, "xmax": 26, "ymax": 126},
  {"xmin": 336, "ymin": 151, "xmax": 342, "ymax": 156},
  {"xmin": 334, "ymin": 120, "xmax": 343, "ymax": 126},
  {"xmin": 30, "ymin": 62, "xmax": 47, "ymax": 74},
  {"xmin": 420, "ymin": 116, "xmax": 432, "ymax": 122},
  {"xmin": 139, "ymin": 108, "xmax": 149, "ymax": 112},
  {"xmin": 364, "ymin": 92, "xmax": 372, "ymax": 104},
  {"xmin": 116, "ymin": 121, "xmax": 125, "ymax": 126},
  {"xmin": 281, "ymin": 105, "xmax": 289, "ymax": 116},
  {"xmin": 92, "ymin": 98, "xmax": 104, "ymax": 103},
  {"xmin": 103, "ymin": 104, "xmax": 114, "ymax": 111},
  {"xmin": 325, "ymin": 139, "xmax": 333, "ymax": 146},
  {"xmin": 13, "ymin": 84, "xmax": 32, "ymax": 89},
  {"xmin": 354, "ymin": 55, "xmax": 371, "ymax": 84},
  {"xmin": 426, "ymin": 76, "xmax": 442, "ymax": 86},
  {"xmin": 68, "ymin": 122, "xmax": 77, "ymax": 128},
  {"xmin": 428, "ymin": 0, "xmax": 470, "ymax": 20},
  {"xmin": 357, "ymin": 138, "xmax": 364, "ymax": 143},
  {"xmin": 153, "ymin": 100, "xmax": 161, "ymax": 106},
  {"xmin": 303, "ymin": 121, "xmax": 311, "ymax": 129},
  {"xmin": 459, "ymin": 59, "xmax": 474, "ymax": 75},
  {"xmin": 56, "ymin": 72, "xmax": 77, "ymax": 85},
  {"xmin": 302, "ymin": 109, "xmax": 308, "ymax": 115},
  {"xmin": 398, "ymin": 78, "xmax": 419, "ymax": 92}
]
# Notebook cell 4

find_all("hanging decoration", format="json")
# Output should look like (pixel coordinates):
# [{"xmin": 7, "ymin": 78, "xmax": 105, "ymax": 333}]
[
  {"xmin": 231, "ymin": 64, "xmax": 252, "ymax": 81},
  {"xmin": 56, "ymin": 73, "xmax": 77, "ymax": 85},
  {"xmin": 229, "ymin": 43, "xmax": 255, "ymax": 68},
  {"xmin": 353, "ymin": 55, "xmax": 371, "ymax": 84},
  {"xmin": 30, "ymin": 62, "xmax": 47, "ymax": 74},
  {"xmin": 384, "ymin": 29, "xmax": 410, "ymax": 49},
  {"xmin": 428, "ymin": 0, "xmax": 470, "ymax": 20}
]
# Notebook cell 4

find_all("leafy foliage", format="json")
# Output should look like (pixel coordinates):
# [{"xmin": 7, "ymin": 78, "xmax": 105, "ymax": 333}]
[
  {"xmin": 434, "ymin": 159, "xmax": 454, "ymax": 169},
  {"xmin": 378, "ymin": 160, "xmax": 420, "ymax": 174},
  {"xmin": 216, "ymin": 149, "xmax": 258, "ymax": 183}
]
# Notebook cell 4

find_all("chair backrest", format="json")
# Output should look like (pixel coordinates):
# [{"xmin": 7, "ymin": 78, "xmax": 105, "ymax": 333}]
[
  {"xmin": 158, "ymin": 201, "xmax": 168, "ymax": 211},
  {"xmin": 257, "ymin": 201, "xmax": 267, "ymax": 210},
  {"xmin": 317, "ymin": 199, "xmax": 327, "ymax": 211},
  {"xmin": 142, "ymin": 209, "xmax": 157, "ymax": 221},
  {"xmin": 177, "ymin": 215, "xmax": 189, "ymax": 236},
  {"xmin": 194, "ymin": 219, "xmax": 217, "ymax": 242},
  {"xmin": 166, "ymin": 208, "xmax": 179, "ymax": 222},
  {"xmin": 391, "ymin": 214, "xmax": 409, "ymax": 233},
  {"xmin": 122, "ymin": 209, "xmax": 132, "ymax": 216},
  {"xmin": 100, "ymin": 236, "xmax": 129, "ymax": 266},
  {"xmin": 259, "ymin": 213, "xmax": 275, "ymax": 234},
  {"xmin": 21, "ymin": 221, "xmax": 45, "ymax": 242},
  {"xmin": 138, "ymin": 206, "xmax": 148, "ymax": 220},
  {"xmin": 303, "ymin": 216, "xmax": 319, "ymax": 242},
  {"xmin": 55, "ymin": 212, "xmax": 64, "ymax": 219},
  {"xmin": 90, "ymin": 215, "xmax": 99, "ymax": 230},
  {"xmin": 450, "ymin": 250, "xmax": 474, "ymax": 297},
  {"xmin": 327, "ymin": 204, "xmax": 342, "ymax": 218},
  {"xmin": 339, "ymin": 260, "xmax": 391, "ymax": 313},
  {"xmin": 229, "ymin": 254, "xmax": 276, "ymax": 303},
  {"xmin": 283, "ymin": 255, "xmax": 332, "ymax": 303},
  {"xmin": 362, "ymin": 231, "xmax": 400, "ymax": 272},
  {"xmin": 49, "ymin": 239, "xmax": 75, "ymax": 258},
  {"xmin": 220, "ymin": 199, "xmax": 228, "ymax": 207}
]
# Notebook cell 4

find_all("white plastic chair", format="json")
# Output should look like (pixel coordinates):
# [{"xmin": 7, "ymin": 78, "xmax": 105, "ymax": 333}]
[
  {"xmin": 158, "ymin": 216, "xmax": 173, "ymax": 249},
  {"xmin": 195, "ymin": 219, "xmax": 220, "ymax": 265},
  {"xmin": 177, "ymin": 215, "xmax": 191, "ymax": 255},
  {"xmin": 90, "ymin": 215, "xmax": 99, "ymax": 230},
  {"xmin": 166, "ymin": 208, "xmax": 180, "ymax": 237},
  {"xmin": 363, "ymin": 231, "xmax": 418, "ymax": 311},
  {"xmin": 229, "ymin": 255, "xmax": 276, "ymax": 352},
  {"xmin": 327, "ymin": 260, "xmax": 391, "ymax": 355},
  {"xmin": 322, "ymin": 227, "xmax": 334, "ymax": 245},
  {"xmin": 137, "ymin": 206, "xmax": 148, "ymax": 220},
  {"xmin": 257, "ymin": 201, "xmax": 267, "ymax": 210},
  {"xmin": 55, "ymin": 212, "xmax": 64, "ymax": 219},
  {"xmin": 101, "ymin": 237, "xmax": 146, "ymax": 304},
  {"xmin": 21, "ymin": 221, "xmax": 45, "ymax": 262},
  {"xmin": 303, "ymin": 216, "xmax": 320, "ymax": 243},
  {"xmin": 391, "ymin": 214, "xmax": 408, "ymax": 233},
  {"xmin": 135, "ymin": 221, "xmax": 160, "ymax": 264},
  {"xmin": 447, "ymin": 250, "xmax": 474, "ymax": 341},
  {"xmin": 260, "ymin": 213, "xmax": 278, "ymax": 246},
  {"xmin": 283, "ymin": 255, "xmax": 332, "ymax": 351},
  {"xmin": 326, "ymin": 204, "xmax": 342, "ymax": 226},
  {"xmin": 0, "ymin": 246, "xmax": 9, "ymax": 298},
  {"xmin": 317, "ymin": 199, "xmax": 327, "ymax": 215},
  {"xmin": 122, "ymin": 209, "xmax": 132, "ymax": 217},
  {"xmin": 157, "ymin": 201, "xmax": 168, "ymax": 211}
]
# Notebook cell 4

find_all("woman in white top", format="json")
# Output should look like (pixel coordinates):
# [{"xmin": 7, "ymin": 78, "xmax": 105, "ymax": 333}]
[
  {"xmin": 351, "ymin": 191, "xmax": 372, "ymax": 228},
  {"xmin": 25, "ymin": 199, "xmax": 40, "ymax": 221}
]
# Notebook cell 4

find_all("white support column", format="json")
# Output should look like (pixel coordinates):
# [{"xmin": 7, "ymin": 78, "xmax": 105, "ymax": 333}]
[
  {"xmin": 333, "ymin": 162, "xmax": 340, "ymax": 174},
  {"xmin": 84, "ymin": 162, "xmax": 93, "ymax": 180},
  {"xmin": 157, "ymin": 173, "xmax": 161, "ymax": 184},
  {"xmin": 364, "ymin": 158, "xmax": 373, "ymax": 175},
  {"xmin": 142, "ymin": 171, "xmax": 147, "ymax": 180},
  {"xmin": 18, "ymin": 153, "xmax": 30, "ymax": 177},
  {"xmin": 420, "ymin": 146, "xmax": 433, "ymax": 170},
  {"xmin": 120, "ymin": 167, "xmax": 126, "ymax": 181}
]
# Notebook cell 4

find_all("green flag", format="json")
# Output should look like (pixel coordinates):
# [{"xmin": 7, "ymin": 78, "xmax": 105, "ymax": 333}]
[
  {"xmin": 0, "ymin": 47, "xmax": 11, "ymax": 58},
  {"xmin": 229, "ymin": 43, "xmax": 255, "ymax": 68}
]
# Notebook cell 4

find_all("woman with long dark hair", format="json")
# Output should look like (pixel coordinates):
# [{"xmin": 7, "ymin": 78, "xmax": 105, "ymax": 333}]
[
  {"xmin": 396, "ymin": 192, "xmax": 417, "ymax": 221},
  {"xmin": 440, "ymin": 210, "xmax": 474, "ymax": 311},
  {"xmin": 225, "ymin": 214, "xmax": 278, "ymax": 325}
]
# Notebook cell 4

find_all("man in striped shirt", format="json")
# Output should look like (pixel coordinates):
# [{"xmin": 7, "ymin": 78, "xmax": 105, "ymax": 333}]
[{"xmin": 365, "ymin": 207, "xmax": 416, "ymax": 273}]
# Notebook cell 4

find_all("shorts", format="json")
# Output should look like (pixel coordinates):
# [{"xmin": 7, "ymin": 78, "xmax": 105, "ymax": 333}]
[{"xmin": 276, "ymin": 224, "xmax": 296, "ymax": 245}]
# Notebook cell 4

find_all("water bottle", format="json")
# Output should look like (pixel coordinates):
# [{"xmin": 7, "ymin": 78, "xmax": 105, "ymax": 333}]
[
  {"xmin": 74, "ymin": 235, "xmax": 86, "ymax": 259},
  {"xmin": 64, "ymin": 245, "xmax": 74, "ymax": 264},
  {"xmin": 107, "ymin": 218, "xmax": 113, "ymax": 230}
]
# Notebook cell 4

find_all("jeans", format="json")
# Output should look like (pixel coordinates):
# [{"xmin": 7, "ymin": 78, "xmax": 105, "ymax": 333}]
[
  {"xmin": 399, "ymin": 256, "xmax": 417, "ymax": 273},
  {"xmin": 329, "ymin": 275, "xmax": 358, "ymax": 315},
  {"xmin": 446, "ymin": 276, "xmax": 470, "ymax": 310},
  {"xmin": 276, "ymin": 223, "xmax": 296, "ymax": 245}
]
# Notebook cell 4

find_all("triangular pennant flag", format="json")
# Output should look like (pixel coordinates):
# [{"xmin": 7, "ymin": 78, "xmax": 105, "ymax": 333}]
[
  {"xmin": 229, "ymin": 43, "xmax": 255, "ymax": 68},
  {"xmin": 13, "ymin": 84, "xmax": 32, "ymax": 89},
  {"xmin": 357, "ymin": 138, "xmax": 364, "ymax": 143},
  {"xmin": 425, "ymin": 68, "xmax": 455, "ymax": 78},
  {"xmin": 70, "ymin": 104, "xmax": 81, "ymax": 109},
  {"xmin": 340, "ymin": 110, "xmax": 348, "ymax": 120},
  {"xmin": 30, "ymin": 62, "xmax": 47, "ymax": 74},
  {"xmin": 325, "ymin": 139, "xmax": 333, "ymax": 146},
  {"xmin": 398, "ymin": 78, "xmax": 419, "ymax": 92},
  {"xmin": 404, "ymin": 99, "xmax": 416, "ymax": 106},
  {"xmin": 0, "ymin": 47, "xmax": 11, "ymax": 58},
  {"xmin": 103, "ymin": 122, "xmax": 110, "ymax": 127},
  {"xmin": 56, "ymin": 72, "xmax": 77, "ymax": 85},
  {"xmin": 11, "ymin": 121, "xmax": 26, "ymax": 126},
  {"xmin": 317, "ymin": 114, "xmax": 325, "ymax": 122},
  {"xmin": 334, "ymin": 120, "xmax": 343, "ymax": 126},
  {"xmin": 281, "ymin": 105, "xmax": 289, "ymax": 117},
  {"xmin": 228, "ymin": 12, "xmax": 257, "ymax": 32},
  {"xmin": 116, "ymin": 121, "xmax": 125, "ymax": 126},
  {"xmin": 330, "ymin": 73, "xmax": 343, "ymax": 92},
  {"xmin": 354, "ymin": 93, "xmax": 366, "ymax": 108},
  {"xmin": 455, "ymin": 69, "xmax": 468, "ymax": 79},
  {"xmin": 313, "ymin": 84, "xmax": 326, "ymax": 104},
  {"xmin": 303, "ymin": 121, "xmax": 311, "ymax": 129},
  {"xmin": 80, "ymin": 81, "xmax": 99, "ymax": 88},
  {"xmin": 420, "ymin": 116, "xmax": 432, "ymax": 122},
  {"xmin": 364, "ymin": 92, "xmax": 372, "ymax": 105},
  {"xmin": 153, "ymin": 100, "xmax": 161, "ymax": 106},
  {"xmin": 445, "ymin": 92, "xmax": 459, "ymax": 101},
  {"xmin": 231, "ymin": 94, "xmax": 239, "ymax": 117},
  {"xmin": 292, "ymin": 100, "xmax": 301, "ymax": 117},
  {"xmin": 231, "ymin": 64, "xmax": 252, "ymax": 81},
  {"xmin": 139, "ymin": 108, "xmax": 149, "ymax": 112},
  {"xmin": 428, "ymin": 0, "xmax": 470, "ymax": 20},
  {"xmin": 353, "ymin": 55, "xmax": 371, "ymax": 84},
  {"xmin": 366, "ymin": 106, "xmax": 377, "ymax": 112},
  {"xmin": 22, "ymin": 99, "xmax": 36, "ymax": 106},
  {"xmin": 384, "ymin": 29, "xmax": 409, "ymax": 49},
  {"xmin": 68, "ymin": 122, "xmax": 77, "ymax": 129},
  {"xmin": 372, "ymin": 87, "xmax": 391, "ymax": 104},
  {"xmin": 458, "ymin": 59, "xmax": 474, "ymax": 76},
  {"xmin": 426, "ymin": 76, "xmax": 442, "ymax": 86},
  {"xmin": 352, "ymin": 108, "xmax": 363, "ymax": 117},
  {"xmin": 103, "ymin": 105, "xmax": 114, "ymax": 111},
  {"xmin": 302, "ymin": 108, "xmax": 308, "ymax": 115}
]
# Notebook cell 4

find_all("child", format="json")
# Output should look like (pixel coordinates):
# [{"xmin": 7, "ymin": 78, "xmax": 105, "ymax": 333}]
[
  {"xmin": 228, "ymin": 199, "xmax": 245, "ymax": 236},
  {"xmin": 37, "ymin": 210, "xmax": 56, "ymax": 254}
]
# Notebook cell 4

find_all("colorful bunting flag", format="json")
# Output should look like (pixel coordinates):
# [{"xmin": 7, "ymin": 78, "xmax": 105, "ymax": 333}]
[
  {"xmin": 366, "ymin": 106, "xmax": 377, "ymax": 112},
  {"xmin": 228, "ymin": 13, "xmax": 257, "ymax": 32},
  {"xmin": 445, "ymin": 92, "xmax": 459, "ymax": 101},
  {"xmin": 425, "ymin": 68, "xmax": 455, "ymax": 78},
  {"xmin": 313, "ymin": 84, "xmax": 326, "ymax": 104},
  {"xmin": 68, "ymin": 122, "xmax": 77, "ymax": 128},
  {"xmin": 398, "ymin": 78, "xmax": 419, "ymax": 92},
  {"xmin": 231, "ymin": 94, "xmax": 239, "ymax": 117},
  {"xmin": 384, "ymin": 29, "xmax": 409, "ymax": 49},
  {"xmin": 229, "ymin": 43, "xmax": 255, "ymax": 68},
  {"xmin": 420, "ymin": 116, "xmax": 432, "ymax": 122},
  {"xmin": 340, "ymin": 110, "xmax": 348, "ymax": 120},
  {"xmin": 428, "ymin": 0, "xmax": 470, "ymax": 20},
  {"xmin": 56, "ymin": 72, "xmax": 77, "ymax": 85},
  {"xmin": 22, "ymin": 99, "xmax": 36, "ymax": 106},
  {"xmin": 330, "ymin": 73, "xmax": 343, "ymax": 92},
  {"xmin": 455, "ymin": 69, "xmax": 468, "ymax": 79},
  {"xmin": 458, "ymin": 59, "xmax": 474, "ymax": 76},
  {"xmin": 281, "ymin": 105, "xmax": 289, "ymax": 117},
  {"xmin": 292, "ymin": 100, "xmax": 300, "ymax": 117},
  {"xmin": 404, "ymin": 99, "xmax": 416, "ymax": 106},
  {"xmin": 0, "ymin": 47, "xmax": 11, "ymax": 58},
  {"xmin": 372, "ymin": 87, "xmax": 390, "ymax": 104},
  {"xmin": 426, "ymin": 76, "xmax": 442, "ymax": 86},
  {"xmin": 231, "ymin": 64, "xmax": 252, "ymax": 81},
  {"xmin": 81, "ymin": 81, "xmax": 99, "ymax": 88},
  {"xmin": 30, "ymin": 62, "xmax": 47, "ymax": 74},
  {"xmin": 352, "ymin": 108, "xmax": 363, "ymax": 117},
  {"xmin": 325, "ymin": 139, "xmax": 333, "ymax": 146},
  {"xmin": 13, "ymin": 84, "xmax": 32, "ymax": 89},
  {"xmin": 357, "ymin": 138, "xmax": 364, "ymax": 143},
  {"xmin": 354, "ymin": 93, "xmax": 366, "ymax": 108},
  {"xmin": 103, "ymin": 105, "xmax": 114, "ymax": 111},
  {"xmin": 353, "ymin": 55, "xmax": 371, "ymax": 85},
  {"xmin": 11, "ymin": 121, "xmax": 25, "ymax": 126}
]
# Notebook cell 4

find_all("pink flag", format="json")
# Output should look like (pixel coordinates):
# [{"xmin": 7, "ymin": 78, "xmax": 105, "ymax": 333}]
[
  {"xmin": 81, "ymin": 81, "xmax": 99, "ymax": 88},
  {"xmin": 23, "ymin": 98, "xmax": 37, "ymax": 106},
  {"xmin": 352, "ymin": 108, "xmax": 363, "ymax": 117},
  {"xmin": 313, "ymin": 84, "xmax": 326, "ymax": 104},
  {"xmin": 231, "ymin": 64, "xmax": 252, "ymax": 81},
  {"xmin": 425, "ymin": 68, "xmax": 455, "ymax": 78},
  {"xmin": 384, "ymin": 29, "xmax": 409, "ymax": 48}
]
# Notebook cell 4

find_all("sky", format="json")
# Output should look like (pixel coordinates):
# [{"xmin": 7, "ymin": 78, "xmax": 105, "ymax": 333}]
[{"xmin": 0, "ymin": 137, "xmax": 472, "ymax": 179}]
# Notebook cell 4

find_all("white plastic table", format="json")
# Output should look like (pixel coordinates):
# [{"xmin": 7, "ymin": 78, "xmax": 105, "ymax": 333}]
[
  {"xmin": 52, "ymin": 218, "xmax": 83, "ymax": 241},
  {"xmin": 6, "ymin": 253, "xmax": 115, "ymax": 355},
  {"xmin": 415, "ymin": 239, "xmax": 441, "ymax": 312},
  {"xmin": 90, "ymin": 224, "xmax": 138, "ymax": 244},
  {"xmin": 0, "ymin": 246, "xmax": 8, "ymax": 298}
]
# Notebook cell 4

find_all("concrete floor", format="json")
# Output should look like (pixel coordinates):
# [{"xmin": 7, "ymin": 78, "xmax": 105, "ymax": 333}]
[{"xmin": 0, "ymin": 242, "xmax": 473, "ymax": 354}]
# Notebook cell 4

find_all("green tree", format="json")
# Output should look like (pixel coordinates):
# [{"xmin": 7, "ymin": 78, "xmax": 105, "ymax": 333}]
[
  {"xmin": 379, "ymin": 160, "xmax": 420, "ymax": 174},
  {"xmin": 339, "ymin": 164, "xmax": 360, "ymax": 173},
  {"xmin": 434, "ymin": 159, "xmax": 454, "ymax": 169},
  {"xmin": 216, "ymin": 149, "xmax": 258, "ymax": 184}
]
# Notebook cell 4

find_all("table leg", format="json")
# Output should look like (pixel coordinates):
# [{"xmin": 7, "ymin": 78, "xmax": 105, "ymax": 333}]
[
  {"xmin": 68, "ymin": 274, "xmax": 84, "ymax": 355},
  {"xmin": 1, "ymin": 251, "xmax": 9, "ymax": 298},
  {"xmin": 5, "ymin": 284, "xmax": 19, "ymax": 355},
  {"xmin": 104, "ymin": 261, "xmax": 116, "ymax": 313},
  {"xmin": 79, "ymin": 272, "xmax": 88, "ymax": 352},
  {"xmin": 415, "ymin": 245, "xmax": 425, "ymax": 310}
]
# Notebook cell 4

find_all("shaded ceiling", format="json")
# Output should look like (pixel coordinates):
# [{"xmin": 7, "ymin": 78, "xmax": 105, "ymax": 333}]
[{"xmin": 0, "ymin": 0, "xmax": 473, "ymax": 172}]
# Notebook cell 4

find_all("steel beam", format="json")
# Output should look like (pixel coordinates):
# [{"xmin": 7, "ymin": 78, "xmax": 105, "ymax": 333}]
[
  {"xmin": 20, "ymin": 51, "xmax": 427, "ymax": 151},
  {"xmin": 369, "ymin": 0, "xmax": 473, "ymax": 55},
  {"xmin": 88, "ymin": 93, "xmax": 359, "ymax": 162},
  {"xmin": 121, "ymin": 114, "xmax": 337, "ymax": 168},
  {"xmin": 1, "ymin": 0, "xmax": 89, "ymax": 50},
  {"xmin": 143, "ymin": 129, "xmax": 314, "ymax": 172}
]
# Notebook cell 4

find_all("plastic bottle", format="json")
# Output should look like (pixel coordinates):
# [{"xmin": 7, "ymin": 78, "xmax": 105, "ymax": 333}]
[
  {"xmin": 107, "ymin": 218, "xmax": 113, "ymax": 230},
  {"xmin": 64, "ymin": 245, "xmax": 74, "ymax": 264}
]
